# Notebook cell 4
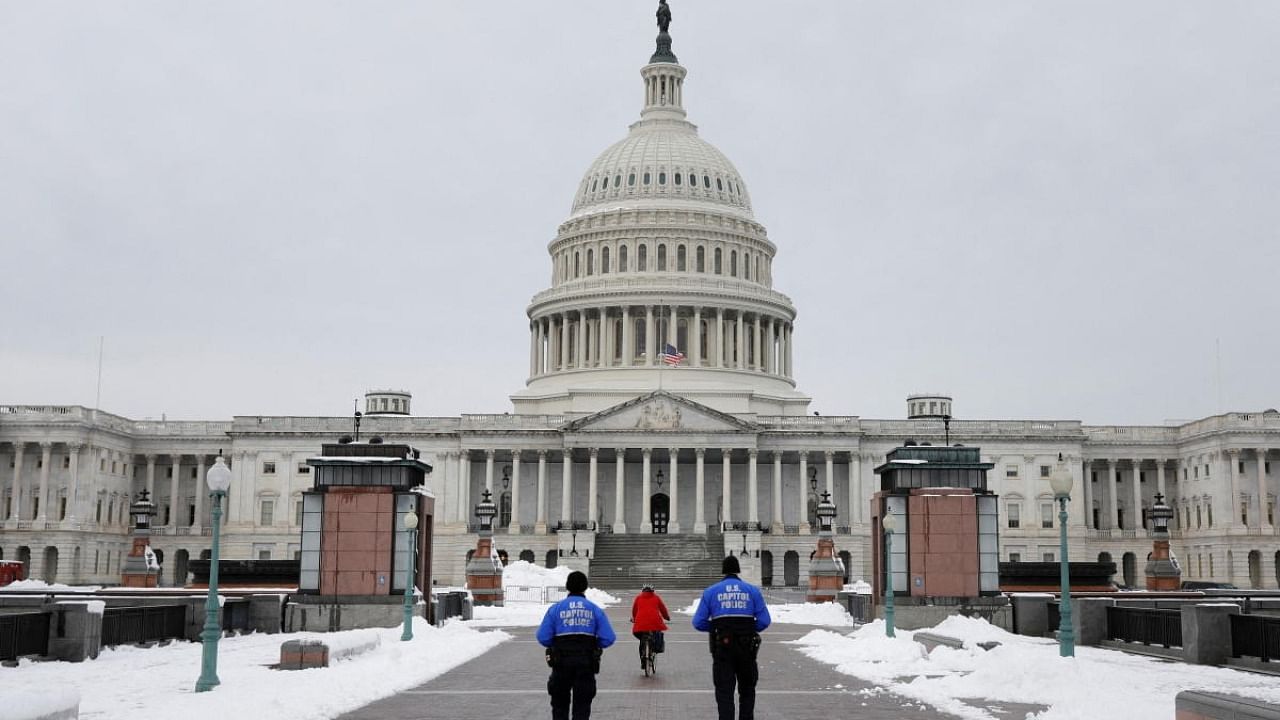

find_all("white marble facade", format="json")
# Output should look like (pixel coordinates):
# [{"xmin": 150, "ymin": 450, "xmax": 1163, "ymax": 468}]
[{"xmin": 2, "ymin": 19, "xmax": 1278, "ymax": 591}]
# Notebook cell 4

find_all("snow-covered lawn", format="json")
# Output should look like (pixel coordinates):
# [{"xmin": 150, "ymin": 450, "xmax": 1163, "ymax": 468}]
[
  {"xmin": 1, "ymin": 618, "xmax": 507, "ymax": 720},
  {"xmin": 793, "ymin": 615, "xmax": 1280, "ymax": 720}
]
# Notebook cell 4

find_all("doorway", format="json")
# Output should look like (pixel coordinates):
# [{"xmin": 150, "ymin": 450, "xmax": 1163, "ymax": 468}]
[{"xmin": 651, "ymin": 493, "xmax": 669, "ymax": 534}]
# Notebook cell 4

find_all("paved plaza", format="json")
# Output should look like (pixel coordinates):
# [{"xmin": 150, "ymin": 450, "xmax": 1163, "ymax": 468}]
[{"xmin": 339, "ymin": 590, "xmax": 1043, "ymax": 720}]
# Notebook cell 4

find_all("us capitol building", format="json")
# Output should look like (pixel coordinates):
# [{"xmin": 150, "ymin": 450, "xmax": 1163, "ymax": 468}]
[{"xmin": 2, "ymin": 8, "xmax": 1278, "ymax": 592}]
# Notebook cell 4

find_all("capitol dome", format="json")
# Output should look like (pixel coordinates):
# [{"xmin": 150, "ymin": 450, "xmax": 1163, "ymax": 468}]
[{"xmin": 511, "ymin": 8, "xmax": 810, "ymax": 417}]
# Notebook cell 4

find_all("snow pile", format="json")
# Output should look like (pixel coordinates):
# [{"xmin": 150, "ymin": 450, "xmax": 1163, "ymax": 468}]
[
  {"xmin": 843, "ymin": 580, "xmax": 872, "ymax": 594},
  {"xmin": 1, "ymin": 579, "xmax": 102, "ymax": 592},
  {"xmin": 467, "ymin": 603, "xmax": 552, "ymax": 627},
  {"xmin": 4, "ymin": 618, "xmax": 508, "ymax": 720},
  {"xmin": 678, "ymin": 598, "xmax": 700, "ymax": 615},
  {"xmin": 0, "ymin": 688, "xmax": 81, "ymax": 720},
  {"xmin": 793, "ymin": 616, "xmax": 1280, "ymax": 720},
  {"xmin": 502, "ymin": 560, "xmax": 569, "ymax": 589},
  {"xmin": 769, "ymin": 602, "xmax": 855, "ymax": 627}
]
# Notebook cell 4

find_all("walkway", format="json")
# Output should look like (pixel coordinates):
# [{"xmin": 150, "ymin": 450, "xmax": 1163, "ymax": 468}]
[{"xmin": 339, "ymin": 589, "xmax": 1022, "ymax": 720}]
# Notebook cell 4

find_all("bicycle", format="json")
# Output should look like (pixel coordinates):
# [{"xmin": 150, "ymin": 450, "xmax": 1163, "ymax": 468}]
[{"xmin": 639, "ymin": 632, "xmax": 658, "ymax": 677}]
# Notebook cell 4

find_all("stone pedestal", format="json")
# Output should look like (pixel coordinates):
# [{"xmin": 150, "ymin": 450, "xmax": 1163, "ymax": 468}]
[
  {"xmin": 807, "ymin": 535, "xmax": 844, "ymax": 603},
  {"xmin": 121, "ymin": 533, "xmax": 158, "ymax": 588},
  {"xmin": 1145, "ymin": 534, "xmax": 1181, "ymax": 590},
  {"xmin": 466, "ymin": 534, "xmax": 504, "ymax": 606}
]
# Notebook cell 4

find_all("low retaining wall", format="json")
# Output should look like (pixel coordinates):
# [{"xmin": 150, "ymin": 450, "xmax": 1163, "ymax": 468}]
[
  {"xmin": 1176, "ymin": 691, "xmax": 1280, "ymax": 720},
  {"xmin": 280, "ymin": 630, "xmax": 381, "ymax": 670}
]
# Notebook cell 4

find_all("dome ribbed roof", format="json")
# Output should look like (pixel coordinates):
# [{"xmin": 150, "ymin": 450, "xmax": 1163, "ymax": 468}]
[{"xmin": 569, "ymin": 122, "xmax": 754, "ymax": 220}]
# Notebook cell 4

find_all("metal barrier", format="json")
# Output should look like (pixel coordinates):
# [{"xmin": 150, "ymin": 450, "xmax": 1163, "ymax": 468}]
[
  {"xmin": 1231, "ymin": 614, "xmax": 1280, "ymax": 662},
  {"xmin": 1106, "ymin": 606, "xmax": 1182, "ymax": 648},
  {"xmin": 0, "ymin": 611, "xmax": 50, "ymax": 661},
  {"xmin": 101, "ymin": 605, "xmax": 188, "ymax": 647},
  {"xmin": 432, "ymin": 591, "xmax": 473, "ymax": 625},
  {"xmin": 222, "ymin": 598, "xmax": 251, "ymax": 634}
]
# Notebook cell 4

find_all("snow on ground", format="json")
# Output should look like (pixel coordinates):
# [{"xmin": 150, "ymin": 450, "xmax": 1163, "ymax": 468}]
[
  {"xmin": 463, "ymin": 562, "xmax": 619, "ymax": 627},
  {"xmin": 792, "ymin": 617, "xmax": 1280, "ymax": 720},
  {"xmin": 3, "ymin": 618, "xmax": 508, "ymax": 720},
  {"xmin": 1, "ymin": 579, "xmax": 103, "ymax": 592}
]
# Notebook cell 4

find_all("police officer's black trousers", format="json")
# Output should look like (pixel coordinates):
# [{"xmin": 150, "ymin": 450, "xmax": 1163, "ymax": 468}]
[
  {"xmin": 548, "ymin": 655, "xmax": 597, "ymax": 720},
  {"xmin": 712, "ymin": 645, "xmax": 758, "ymax": 720}
]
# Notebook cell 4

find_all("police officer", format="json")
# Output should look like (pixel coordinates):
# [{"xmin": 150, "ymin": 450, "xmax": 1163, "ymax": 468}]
[
  {"xmin": 692, "ymin": 556, "xmax": 772, "ymax": 720},
  {"xmin": 537, "ymin": 571, "xmax": 616, "ymax": 720}
]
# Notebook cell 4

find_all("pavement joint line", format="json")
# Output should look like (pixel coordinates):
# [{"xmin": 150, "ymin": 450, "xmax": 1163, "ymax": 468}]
[{"xmin": 401, "ymin": 689, "xmax": 864, "ymax": 695}]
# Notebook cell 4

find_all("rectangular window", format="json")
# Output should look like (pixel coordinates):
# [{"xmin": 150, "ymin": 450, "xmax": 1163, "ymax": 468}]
[
  {"xmin": 1241, "ymin": 502, "xmax": 1248, "ymax": 525},
  {"xmin": 295, "ymin": 501, "xmax": 304, "ymax": 526},
  {"xmin": 1006, "ymin": 504, "xmax": 1021, "ymax": 529},
  {"xmin": 1239, "ymin": 461, "xmax": 1246, "ymax": 474},
  {"xmin": 1139, "ymin": 471, "xmax": 1145, "ymax": 483},
  {"xmin": 297, "ymin": 463, "xmax": 311, "ymax": 475},
  {"xmin": 63, "ymin": 457, "xmax": 70, "ymax": 469},
  {"xmin": 260, "ymin": 500, "xmax": 275, "ymax": 526},
  {"xmin": 1205, "ymin": 464, "xmax": 1210, "ymax": 476},
  {"xmin": 96, "ymin": 500, "xmax": 103, "ymax": 523},
  {"xmin": 190, "ymin": 467, "xmax": 198, "ymax": 479},
  {"xmin": 111, "ymin": 461, "xmax": 117, "ymax": 473},
  {"xmin": 1194, "ymin": 466, "xmax": 1199, "ymax": 479},
  {"xmin": 1207, "ymin": 505, "xmax": 1214, "ymax": 527},
  {"xmin": 1042, "ymin": 552, "xmax": 1055, "ymax": 562},
  {"xmin": 1091, "ymin": 471, "xmax": 1098, "ymax": 483},
  {"xmin": 1040, "ymin": 503, "xmax": 1053, "ymax": 529},
  {"xmin": 258, "ymin": 550, "xmax": 271, "ymax": 560},
  {"xmin": 59, "ymin": 497, "xmax": 67, "ymax": 520},
  {"xmin": 188, "ymin": 504, "xmax": 196, "ymax": 526},
  {"xmin": 1268, "ymin": 502, "xmax": 1275, "ymax": 525},
  {"xmin": 1005, "ymin": 465, "xmax": 1018, "ymax": 478},
  {"xmin": 166, "ymin": 467, "xmax": 173, "ymax": 478},
  {"xmin": 263, "ymin": 462, "xmax": 276, "ymax": 475},
  {"xmin": 1008, "ymin": 552, "xmax": 1021, "ymax": 563},
  {"xmin": 1040, "ymin": 465, "xmax": 1050, "ymax": 478}
]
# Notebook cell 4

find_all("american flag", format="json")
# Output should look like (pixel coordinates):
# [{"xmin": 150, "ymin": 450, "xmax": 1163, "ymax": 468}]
[{"xmin": 659, "ymin": 343, "xmax": 685, "ymax": 366}]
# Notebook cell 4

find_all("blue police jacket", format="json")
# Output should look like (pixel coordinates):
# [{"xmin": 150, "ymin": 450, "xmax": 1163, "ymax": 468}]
[
  {"xmin": 692, "ymin": 575, "xmax": 772, "ymax": 633},
  {"xmin": 537, "ymin": 594, "xmax": 617, "ymax": 648}
]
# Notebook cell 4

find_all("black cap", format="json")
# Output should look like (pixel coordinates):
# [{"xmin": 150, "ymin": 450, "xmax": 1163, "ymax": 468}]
[
  {"xmin": 566, "ymin": 571, "xmax": 589, "ymax": 594},
  {"xmin": 722, "ymin": 555, "xmax": 740, "ymax": 575}
]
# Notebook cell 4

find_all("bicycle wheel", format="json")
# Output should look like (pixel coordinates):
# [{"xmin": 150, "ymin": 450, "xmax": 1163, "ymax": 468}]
[{"xmin": 641, "ymin": 638, "xmax": 652, "ymax": 677}]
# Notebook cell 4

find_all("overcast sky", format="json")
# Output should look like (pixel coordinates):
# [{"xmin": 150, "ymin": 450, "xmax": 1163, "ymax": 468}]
[{"xmin": 2, "ymin": 1, "xmax": 1277, "ymax": 425}]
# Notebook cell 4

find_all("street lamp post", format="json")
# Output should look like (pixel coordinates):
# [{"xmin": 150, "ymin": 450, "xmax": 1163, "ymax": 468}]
[
  {"xmin": 882, "ymin": 513, "xmax": 897, "ymax": 638},
  {"xmin": 401, "ymin": 508, "xmax": 419, "ymax": 642},
  {"xmin": 195, "ymin": 454, "xmax": 232, "ymax": 692},
  {"xmin": 1048, "ymin": 453, "xmax": 1075, "ymax": 658}
]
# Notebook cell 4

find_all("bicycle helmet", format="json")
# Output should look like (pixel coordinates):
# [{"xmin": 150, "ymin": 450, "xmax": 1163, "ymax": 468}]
[{"xmin": 641, "ymin": 583, "xmax": 654, "ymax": 592}]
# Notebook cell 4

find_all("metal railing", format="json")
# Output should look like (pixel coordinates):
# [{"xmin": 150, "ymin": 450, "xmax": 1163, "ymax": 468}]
[
  {"xmin": 504, "ymin": 585, "xmax": 569, "ymax": 604},
  {"xmin": 1106, "ymin": 606, "xmax": 1182, "ymax": 648},
  {"xmin": 723, "ymin": 521, "xmax": 763, "ymax": 532},
  {"xmin": 1231, "ymin": 614, "xmax": 1280, "ymax": 663},
  {"xmin": 0, "ymin": 611, "xmax": 50, "ymax": 661},
  {"xmin": 101, "ymin": 605, "xmax": 189, "ymax": 647}
]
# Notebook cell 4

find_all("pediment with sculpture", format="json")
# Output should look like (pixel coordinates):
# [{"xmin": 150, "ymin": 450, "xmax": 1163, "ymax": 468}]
[{"xmin": 563, "ymin": 391, "xmax": 755, "ymax": 433}]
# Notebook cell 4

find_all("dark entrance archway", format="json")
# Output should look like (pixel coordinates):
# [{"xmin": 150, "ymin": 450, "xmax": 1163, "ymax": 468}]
[
  {"xmin": 42, "ymin": 546, "xmax": 59, "ymax": 584},
  {"xmin": 519, "ymin": 549, "xmax": 535, "ymax": 564},
  {"xmin": 1122, "ymin": 552, "xmax": 1136, "ymax": 588},
  {"xmin": 783, "ymin": 550, "xmax": 799, "ymax": 587},
  {"xmin": 1248, "ymin": 550, "xmax": 1262, "ymax": 589},
  {"xmin": 545, "ymin": 549, "xmax": 558, "ymax": 569},
  {"xmin": 760, "ymin": 550, "xmax": 774, "ymax": 587},
  {"xmin": 651, "ymin": 493, "xmax": 669, "ymax": 534},
  {"xmin": 839, "ymin": 550, "xmax": 853, "ymax": 584},
  {"xmin": 174, "ymin": 549, "xmax": 190, "ymax": 587}
]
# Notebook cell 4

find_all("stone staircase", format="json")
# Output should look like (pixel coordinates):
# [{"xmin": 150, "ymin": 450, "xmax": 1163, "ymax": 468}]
[{"xmin": 589, "ymin": 533, "xmax": 726, "ymax": 590}]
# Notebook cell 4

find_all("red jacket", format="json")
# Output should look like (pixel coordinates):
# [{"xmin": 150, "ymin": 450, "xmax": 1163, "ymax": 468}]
[{"xmin": 631, "ymin": 590, "xmax": 671, "ymax": 633}]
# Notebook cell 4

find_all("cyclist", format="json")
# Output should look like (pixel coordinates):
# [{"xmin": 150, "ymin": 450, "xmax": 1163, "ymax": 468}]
[{"xmin": 630, "ymin": 583, "xmax": 671, "ymax": 670}]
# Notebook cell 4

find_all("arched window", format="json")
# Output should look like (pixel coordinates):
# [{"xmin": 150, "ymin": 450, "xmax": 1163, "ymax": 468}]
[
  {"xmin": 586, "ymin": 249, "xmax": 594, "ymax": 276},
  {"xmin": 716, "ymin": 178, "xmax": 724, "ymax": 191},
  {"xmin": 696, "ymin": 246, "xmax": 705, "ymax": 272},
  {"xmin": 743, "ymin": 252, "xmax": 750, "ymax": 280},
  {"xmin": 614, "ymin": 174, "xmax": 621, "ymax": 188},
  {"xmin": 619, "ymin": 245, "xmax": 629, "ymax": 272},
  {"xmin": 601, "ymin": 246, "xmax": 610, "ymax": 273},
  {"xmin": 638, "ymin": 244, "xmax": 648, "ymax": 271},
  {"xmin": 634, "ymin": 317, "xmax": 647, "ymax": 360},
  {"xmin": 628, "ymin": 173, "xmax": 636, "ymax": 186},
  {"xmin": 574, "ymin": 252, "xmax": 580, "ymax": 278},
  {"xmin": 602, "ymin": 176, "xmax": 608, "ymax": 190},
  {"xmin": 658, "ymin": 172, "xmax": 666, "ymax": 185},
  {"xmin": 730, "ymin": 250, "xmax": 738, "ymax": 277},
  {"xmin": 591, "ymin": 179, "xmax": 597, "ymax": 192},
  {"xmin": 689, "ymin": 173, "xmax": 697, "ymax": 186},
  {"xmin": 714, "ymin": 248, "xmax": 722, "ymax": 275},
  {"xmin": 674, "ymin": 173, "xmax": 682, "ymax": 186},
  {"xmin": 644, "ymin": 172, "xmax": 651, "ymax": 185},
  {"xmin": 755, "ymin": 256, "xmax": 761, "ymax": 281},
  {"xmin": 677, "ymin": 245, "xmax": 686, "ymax": 271},
  {"xmin": 657, "ymin": 244, "xmax": 667, "ymax": 271},
  {"xmin": 614, "ymin": 320, "xmax": 624, "ymax": 362},
  {"xmin": 703, "ymin": 175, "xmax": 711, "ymax": 189}
]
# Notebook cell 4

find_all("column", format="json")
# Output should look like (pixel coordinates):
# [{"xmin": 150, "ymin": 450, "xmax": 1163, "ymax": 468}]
[
  {"xmin": 7, "ymin": 442, "xmax": 23, "ymax": 522},
  {"xmin": 1131, "ymin": 460, "xmax": 1143, "ymax": 531},
  {"xmin": 548, "ymin": 317, "xmax": 559, "ymax": 370},
  {"xmin": 747, "ymin": 450, "xmax": 758, "ymax": 526},
  {"xmin": 561, "ymin": 449, "xmax": 573, "ymax": 524},
  {"xmin": 536, "ymin": 450, "xmax": 548, "ymax": 531},
  {"xmin": 529, "ymin": 322, "xmax": 537, "ymax": 377},
  {"xmin": 1156, "ymin": 459, "xmax": 1167, "ymax": 501},
  {"xmin": 721, "ymin": 450, "xmax": 732, "ymax": 526},
  {"xmin": 1227, "ymin": 449, "xmax": 1241, "ymax": 528},
  {"xmin": 458, "ymin": 451, "xmax": 471, "ymax": 525},
  {"xmin": 510, "ymin": 450, "xmax": 522, "ymax": 534},
  {"xmin": 824, "ymin": 450, "xmax": 835, "ymax": 497},
  {"xmin": 485, "ymin": 450, "xmax": 495, "ymax": 493},
  {"xmin": 849, "ymin": 452, "xmax": 862, "ymax": 526},
  {"xmin": 668, "ymin": 305, "xmax": 677, "ymax": 347},
  {"xmin": 765, "ymin": 319, "xmax": 775, "ymax": 374},
  {"xmin": 645, "ymin": 306, "xmax": 656, "ymax": 366},
  {"xmin": 1257, "ymin": 449, "xmax": 1270, "ymax": 529},
  {"xmin": 622, "ymin": 306, "xmax": 632, "ymax": 366},
  {"xmin": 695, "ymin": 448, "xmax": 706, "ymax": 533},
  {"xmin": 735, "ymin": 312, "xmax": 745, "ymax": 369},
  {"xmin": 536, "ymin": 320, "xmax": 546, "ymax": 375},
  {"xmin": 753, "ymin": 315, "xmax": 762, "ymax": 371},
  {"xmin": 144, "ymin": 454, "xmax": 157, "ymax": 499},
  {"xmin": 692, "ymin": 307, "xmax": 702, "ymax": 367},
  {"xmin": 559, "ymin": 315, "xmax": 570, "ymax": 371},
  {"xmin": 1108, "ymin": 460, "xmax": 1120, "ymax": 530},
  {"xmin": 614, "ymin": 450, "xmax": 626, "ymax": 534},
  {"xmin": 588, "ymin": 448, "xmax": 599, "ymax": 528},
  {"xmin": 576, "ymin": 310, "xmax": 587, "ymax": 369},
  {"xmin": 716, "ymin": 309, "xmax": 725, "ymax": 367},
  {"xmin": 1082, "ymin": 459, "xmax": 1094, "ymax": 529},
  {"xmin": 37, "ymin": 442, "xmax": 52, "ymax": 522},
  {"xmin": 192, "ymin": 454, "xmax": 206, "ymax": 529},
  {"xmin": 785, "ymin": 324, "xmax": 794, "ymax": 376},
  {"xmin": 65, "ymin": 443, "xmax": 82, "ymax": 522},
  {"xmin": 668, "ymin": 448, "xmax": 680, "ymax": 533},
  {"xmin": 772, "ymin": 451, "xmax": 783, "ymax": 531},
  {"xmin": 601, "ymin": 310, "xmax": 611, "ymax": 368},
  {"xmin": 798, "ymin": 450, "xmax": 809, "ymax": 533},
  {"xmin": 641, "ymin": 449, "xmax": 653, "ymax": 533}
]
